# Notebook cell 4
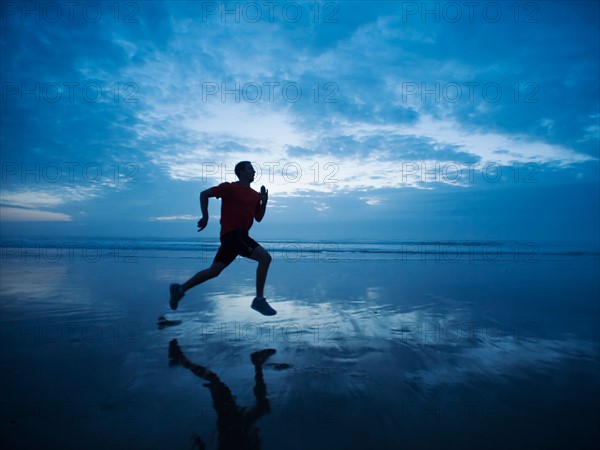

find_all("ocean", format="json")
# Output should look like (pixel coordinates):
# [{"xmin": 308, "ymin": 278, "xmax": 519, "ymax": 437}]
[{"xmin": 1, "ymin": 236, "xmax": 598, "ymax": 262}]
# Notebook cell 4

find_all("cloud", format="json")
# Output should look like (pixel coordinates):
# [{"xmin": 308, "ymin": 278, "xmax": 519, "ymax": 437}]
[
  {"xmin": 0, "ymin": 186, "xmax": 101, "ymax": 210},
  {"xmin": 0, "ymin": 207, "xmax": 71, "ymax": 222},
  {"xmin": 341, "ymin": 114, "xmax": 595, "ymax": 167},
  {"xmin": 114, "ymin": 5, "xmax": 595, "ymax": 201},
  {"xmin": 149, "ymin": 214, "xmax": 196, "ymax": 222},
  {"xmin": 310, "ymin": 200, "xmax": 330, "ymax": 212},
  {"xmin": 360, "ymin": 197, "xmax": 381, "ymax": 206},
  {"xmin": 137, "ymin": 107, "xmax": 594, "ymax": 197}
]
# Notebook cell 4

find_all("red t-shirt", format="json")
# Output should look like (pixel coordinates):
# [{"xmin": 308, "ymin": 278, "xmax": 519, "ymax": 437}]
[{"xmin": 211, "ymin": 182, "xmax": 260, "ymax": 236}]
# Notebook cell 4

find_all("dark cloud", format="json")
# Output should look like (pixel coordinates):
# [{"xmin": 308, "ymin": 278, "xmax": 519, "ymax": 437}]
[{"xmin": 287, "ymin": 134, "xmax": 479, "ymax": 163}]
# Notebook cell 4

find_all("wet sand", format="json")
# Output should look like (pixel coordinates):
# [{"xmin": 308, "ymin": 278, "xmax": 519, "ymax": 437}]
[{"xmin": 1, "ymin": 249, "xmax": 599, "ymax": 449}]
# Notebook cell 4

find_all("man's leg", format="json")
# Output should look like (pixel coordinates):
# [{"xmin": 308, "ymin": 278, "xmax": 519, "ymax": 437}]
[
  {"xmin": 247, "ymin": 246, "xmax": 276, "ymax": 316},
  {"xmin": 247, "ymin": 246, "xmax": 272, "ymax": 298},
  {"xmin": 170, "ymin": 262, "xmax": 227, "ymax": 310},
  {"xmin": 182, "ymin": 262, "xmax": 227, "ymax": 292}
]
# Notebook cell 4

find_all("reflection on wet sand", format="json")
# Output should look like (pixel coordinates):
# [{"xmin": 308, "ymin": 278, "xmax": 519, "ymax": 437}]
[
  {"xmin": 169, "ymin": 339, "xmax": 287, "ymax": 450},
  {"xmin": 2, "ymin": 253, "xmax": 597, "ymax": 449},
  {"xmin": 157, "ymin": 315, "xmax": 182, "ymax": 329}
]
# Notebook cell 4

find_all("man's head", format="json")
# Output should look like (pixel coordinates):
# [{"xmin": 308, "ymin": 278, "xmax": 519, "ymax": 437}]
[{"xmin": 235, "ymin": 161, "xmax": 255, "ymax": 183}]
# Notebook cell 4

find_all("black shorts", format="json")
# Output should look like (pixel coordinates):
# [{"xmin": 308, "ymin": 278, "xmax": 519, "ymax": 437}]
[{"xmin": 213, "ymin": 229, "xmax": 260, "ymax": 267}]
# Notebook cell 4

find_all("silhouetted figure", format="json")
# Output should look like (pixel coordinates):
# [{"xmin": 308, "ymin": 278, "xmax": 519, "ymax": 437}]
[
  {"xmin": 168, "ymin": 339, "xmax": 276, "ymax": 450},
  {"xmin": 169, "ymin": 161, "xmax": 276, "ymax": 316}
]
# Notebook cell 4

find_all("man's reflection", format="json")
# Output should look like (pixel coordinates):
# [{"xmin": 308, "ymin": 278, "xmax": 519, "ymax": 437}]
[{"xmin": 168, "ymin": 339, "xmax": 277, "ymax": 450}]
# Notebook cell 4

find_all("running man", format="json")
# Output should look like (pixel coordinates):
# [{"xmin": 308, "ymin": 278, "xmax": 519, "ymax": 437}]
[{"xmin": 169, "ymin": 161, "xmax": 276, "ymax": 316}]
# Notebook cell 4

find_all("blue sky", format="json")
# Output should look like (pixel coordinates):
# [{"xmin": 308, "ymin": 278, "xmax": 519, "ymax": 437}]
[{"xmin": 1, "ymin": 0, "xmax": 598, "ymax": 243}]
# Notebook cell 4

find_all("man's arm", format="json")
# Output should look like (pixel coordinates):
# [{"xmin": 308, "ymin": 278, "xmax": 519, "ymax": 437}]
[
  {"xmin": 197, "ymin": 188, "xmax": 214, "ymax": 231},
  {"xmin": 255, "ymin": 185, "xmax": 268, "ymax": 222}
]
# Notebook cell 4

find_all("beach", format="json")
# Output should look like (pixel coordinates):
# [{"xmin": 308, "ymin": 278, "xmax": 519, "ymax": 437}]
[{"xmin": 1, "ymin": 240, "xmax": 599, "ymax": 449}]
